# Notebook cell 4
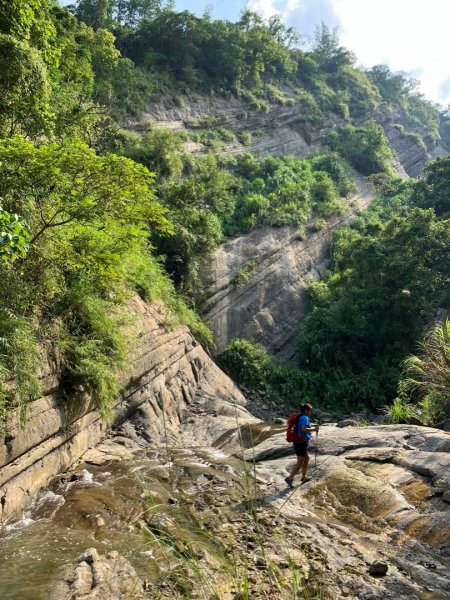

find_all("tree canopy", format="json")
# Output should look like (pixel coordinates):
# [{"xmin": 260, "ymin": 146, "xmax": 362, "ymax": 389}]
[{"xmin": 0, "ymin": 0, "xmax": 449, "ymax": 424}]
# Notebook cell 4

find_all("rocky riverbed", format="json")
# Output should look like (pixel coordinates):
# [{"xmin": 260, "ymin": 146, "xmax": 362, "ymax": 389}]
[{"xmin": 1, "ymin": 390, "xmax": 448, "ymax": 600}]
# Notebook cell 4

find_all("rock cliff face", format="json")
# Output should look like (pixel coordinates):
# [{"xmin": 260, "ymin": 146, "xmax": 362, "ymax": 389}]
[
  {"xmin": 0, "ymin": 296, "xmax": 246, "ymax": 520},
  {"xmin": 127, "ymin": 93, "xmax": 337, "ymax": 159},
  {"xmin": 375, "ymin": 104, "xmax": 445, "ymax": 177},
  {"xmin": 198, "ymin": 175, "xmax": 373, "ymax": 359},
  {"xmin": 132, "ymin": 94, "xmax": 446, "ymax": 357},
  {"xmin": 128, "ymin": 93, "xmax": 446, "ymax": 175}
]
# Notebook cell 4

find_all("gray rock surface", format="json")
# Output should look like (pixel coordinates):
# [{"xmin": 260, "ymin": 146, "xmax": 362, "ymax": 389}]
[
  {"xmin": 23, "ymin": 378, "xmax": 450, "ymax": 600},
  {"xmin": 197, "ymin": 175, "xmax": 373, "ymax": 359},
  {"xmin": 127, "ymin": 94, "xmax": 446, "ymax": 176},
  {"xmin": 0, "ymin": 296, "xmax": 248, "ymax": 520},
  {"xmin": 48, "ymin": 548, "xmax": 146, "ymax": 600}
]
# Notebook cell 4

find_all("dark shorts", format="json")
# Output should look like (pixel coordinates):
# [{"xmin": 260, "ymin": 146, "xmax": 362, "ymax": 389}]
[{"xmin": 293, "ymin": 442, "xmax": 309, "ymax": 457}]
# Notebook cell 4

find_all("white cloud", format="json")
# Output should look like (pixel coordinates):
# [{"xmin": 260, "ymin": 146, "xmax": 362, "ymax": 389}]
[
  {"xmin": 248, "ymin": 0, "xmax": 450, "ymax": 105},
  {"xmin": 332, "ymin": 0, "xmax": 450, "ymax": 104},
  {"xmin": 248, "ymin": 0, "xmax": 280, "ymax": 19},
  {"xmin": 250, "ymin": 0, "xmax": 339, "ymax": 39}
]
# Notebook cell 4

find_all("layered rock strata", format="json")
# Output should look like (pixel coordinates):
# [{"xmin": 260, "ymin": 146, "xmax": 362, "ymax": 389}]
[
  {"xmin": 198, "ymin": 175, "xmax": 373, "ymax": 359},
  {"xmin": 0, "ymin": 296, "xmax": 247, "ymax": 520},
  {"xmin": 129, "ymin": 94, "xmax": 446, "ymax": 176}
]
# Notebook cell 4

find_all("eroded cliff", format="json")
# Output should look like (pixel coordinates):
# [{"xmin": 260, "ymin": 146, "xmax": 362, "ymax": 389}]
[
  {"xmin": 197, "ymin": 175, "xmax": 372, "ymax": 359},
  {"xmin": 0, "ymin": 296, "xmax": 247, "ymax": 520},
  {"xmin": 128, "ymin": 93, "xmax": 445, "ymax": 176}
]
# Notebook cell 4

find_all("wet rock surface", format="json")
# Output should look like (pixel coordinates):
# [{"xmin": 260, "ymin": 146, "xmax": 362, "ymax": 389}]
[
  {"xmin": 0, "ymin": 296, "xmax": 249, "ymax": 520},
  {"xmin": 48, "ymin": 548, "xmax": 146, "ymax": 600},
  {"xmin": 1, "ymin": 388, "xmax": 449, "ymax": 599}
]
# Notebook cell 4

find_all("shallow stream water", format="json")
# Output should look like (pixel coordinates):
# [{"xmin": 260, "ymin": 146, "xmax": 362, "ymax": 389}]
[
  {"xmin": 0, "ymin": 446, "xmax": 242, "ymax": 599},
  {"xmin": 1, "ymin": 427, "xmax": 449, "ymax": 600}
]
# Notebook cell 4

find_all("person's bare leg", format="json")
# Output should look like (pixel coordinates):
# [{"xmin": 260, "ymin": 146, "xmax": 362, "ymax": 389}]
[
  {"xmin": 301, "ymin": 454, "xmax": 310, "ymax": 479},
  {"xmin": 289, "ymin": 456, "xmax": 304, "ymax": 479}
]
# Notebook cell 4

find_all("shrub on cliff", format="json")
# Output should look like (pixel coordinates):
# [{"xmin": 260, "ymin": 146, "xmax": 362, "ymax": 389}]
[
  {"xmin": 0, "ymin": 136, "xmax": 210, "ymax": 423},
  {"xmin": 412, "ymin": 155, "xmax": 450, "ymax": 219},
  {"xmin": 327, "ymin": 121, "xmax": 393, "ymax": 175}
]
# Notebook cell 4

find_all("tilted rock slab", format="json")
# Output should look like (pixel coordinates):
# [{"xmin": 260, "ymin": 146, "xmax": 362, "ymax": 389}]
[
  {"xmin": 0, "ymin": 296, "xmax": 250, "ymax": 521},
  {"xmin": 198, "ymin": 175, "xmax": 373, "ymax": 359},
  {"xmin": 237, "ymin": 423, "xmax": 450, "ymax": 598}
]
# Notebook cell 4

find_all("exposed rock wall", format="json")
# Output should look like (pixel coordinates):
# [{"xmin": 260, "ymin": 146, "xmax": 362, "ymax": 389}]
[
  {"xmin": 132, "ymin": 95, "xmax": 446, "ymax": 358},
  {"xmin": 374, "ymin": 104, "xmax": 445, "ymax": 177},
  {"xmin": 198, "ymin": 175, "xmax": 373, "ymax": 359},
  {"xmin": 128, "ymin": 94, "xmax": 446, "ymax": 175},
  {"xmin": 127, "ymin": 93, "xmax": 339, "ymax": 160},
  {"xmin": 0, "ymin": 296, "xmax": 246, "ymax": 520}
]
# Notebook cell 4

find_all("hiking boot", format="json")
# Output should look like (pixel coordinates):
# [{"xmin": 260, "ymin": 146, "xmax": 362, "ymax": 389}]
[
  {"xmin": 301, "ymin": 476, "xmax": 311, "ymax": 483},
  {"xmin": 284, "ymin": 476, "xmax": 294, "ymax": 488}
]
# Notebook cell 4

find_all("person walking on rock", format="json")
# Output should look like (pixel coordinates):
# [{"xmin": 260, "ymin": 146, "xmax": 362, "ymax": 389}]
[{"xmin": 285, "ymin": 403, "xmax": 319, "ymax": 488}]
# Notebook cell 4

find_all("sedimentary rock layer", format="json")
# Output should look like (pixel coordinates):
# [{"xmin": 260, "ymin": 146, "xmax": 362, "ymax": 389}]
[{"xmin": 0, "ymin": 297, "xmax": 246, "ymax": 519}]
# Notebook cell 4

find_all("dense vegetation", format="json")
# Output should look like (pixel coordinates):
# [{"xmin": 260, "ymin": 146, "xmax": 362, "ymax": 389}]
[
  {"xmin": 0, "ymin": 0, "xmax": 449, "ymax": 426},
  {"xmin": 147, "ymin": 150, "xmax": 354, "ymax": 293},
  {"xmin": 0, "ymin": 0, "xmax": 208, "ymax": 424},
  {"xmin": 222, "ymin": 166, "xmax": 450, "ymax": 421}
]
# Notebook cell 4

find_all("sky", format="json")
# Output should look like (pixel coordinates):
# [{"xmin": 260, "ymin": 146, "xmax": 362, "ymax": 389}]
[{"xmin": 175, "ymin": 0, "xmax": 450, "ymax": 106}]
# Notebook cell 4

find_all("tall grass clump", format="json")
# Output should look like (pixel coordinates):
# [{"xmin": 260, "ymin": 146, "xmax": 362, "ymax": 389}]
[
  {"xmin": 0, "ymin": 309, "xmax": 41, "ymax": 427},
  {"xmin": 57, "ymin": 286, "xmax": 128, "ymax": 421},
  {"xmin": 388, "ymin": 319, "xmax": 450, "ymax": 425}
]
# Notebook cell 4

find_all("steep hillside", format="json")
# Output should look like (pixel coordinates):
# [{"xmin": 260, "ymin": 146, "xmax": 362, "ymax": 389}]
[
  {"xmin": 197, "ymin": 174, "xmax": 372, "ymax": 359},
  {"xmin": 128, "ymin": 90, "xmax": 446, "ymax": 361},
  {"xmin": 129, "ymin": 93, "xmax": 446, "ymax": 177}
]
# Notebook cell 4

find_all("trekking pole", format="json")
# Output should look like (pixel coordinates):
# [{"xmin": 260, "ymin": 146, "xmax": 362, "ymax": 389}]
[{"xmin": 314, "ymin": 423, "xmax": 319, "ymax": 483}]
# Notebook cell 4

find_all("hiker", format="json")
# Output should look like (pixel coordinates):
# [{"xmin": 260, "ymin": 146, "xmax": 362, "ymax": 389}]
[{"xmin": 285, "ymin": 403, "xmax": 319, "ymax": 488}]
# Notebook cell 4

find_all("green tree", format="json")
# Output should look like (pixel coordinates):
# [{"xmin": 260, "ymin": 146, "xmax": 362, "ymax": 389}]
[
  {"xmin": 367, "ymin": 65, "xmax": 414, "ymax": 105},
  {"xmin": 412, "ymin": 155, "xmax": 450, "ymax": 218},
  {"xmin": 153, "ymin": 155, "xmax": 236, "ymax": 291},
  {"xmin": 311, "ymin": 23, "xmax": 355, "ymax": 73},
  {"xmin": 75, "ymin": 0, "xmax": 113, "ymax": 30},
  {"xmin": 0, "ymin": 208, "xmax": 30, "ymax": 262},
  {"xmin": 0, "ymin": 136, "xmax": 177, "ymax": 422},
  {"xmin": 406, "ymin": 93, "xmax": 440, "ymax": 138},
  {"xmin": 0, "ymin": 136, "xmax": 171, "ymax": 247},
  {"xmin": 0, "ymin": 34, "xmax": 52, "ymax": 136},
  {"xmin": 113, "ymin": 0, "xmax": 167, "ymax": 28},
  {"xmin": 299, "ymin": 209, "xmax": 450, "ymax": 409},
  {"xmin": 124, "ymin": 126, "xmax": 184, "ymax": 179},
  {"xmin": 0, "ymin": 0, "xmax": 57, "ymax": 65},
  {"xmin": 221, "ymin": 338, "xmax": 272, "ymax": 392}
]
